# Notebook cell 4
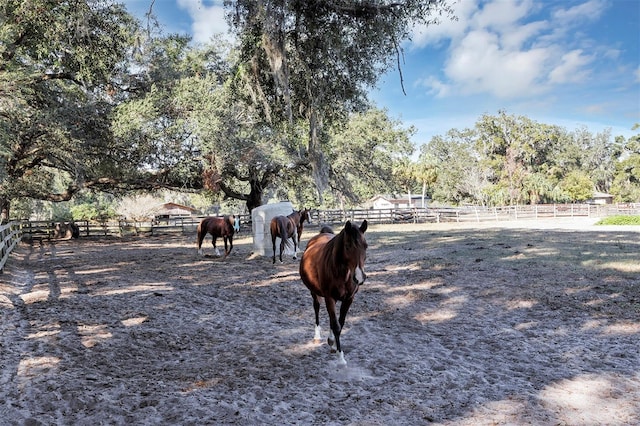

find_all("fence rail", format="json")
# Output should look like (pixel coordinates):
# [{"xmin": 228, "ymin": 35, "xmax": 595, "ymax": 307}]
[
  {"xmin": 9, "ymin": 202, "xmax": 640, "ymax": 242},
  {"xmin": 315, "ymin": 203, "xmax": 640, "ymax": 225},
  {"xmin": 1, "ymin": 221, "xmax": 22, "ymax": 272},
  {"xmin": 2, "ymin": 203, "xmax": 639, "ymax": 271}
]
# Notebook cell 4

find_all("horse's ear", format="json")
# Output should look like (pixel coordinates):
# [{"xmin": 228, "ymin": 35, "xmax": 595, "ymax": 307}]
[
  {"xmin": 344, "ymin": 220, "xmax": 352, "ymax": 230},
  {"xmin": 360, "ymin": 220, "xmax": 368, "ymax": 233}
]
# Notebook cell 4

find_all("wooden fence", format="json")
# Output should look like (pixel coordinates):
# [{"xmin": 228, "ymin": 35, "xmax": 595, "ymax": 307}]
[
  {"xmin": 315, "ymin": 203, "xmax": 640, "ymax": 225},
  {"xmin": 0, "ymin": 221, "xmax": 22, "ymax": 272},
  {"xmin": 1, "ymin": 203, "xmax": 639, "ymax": 271}
]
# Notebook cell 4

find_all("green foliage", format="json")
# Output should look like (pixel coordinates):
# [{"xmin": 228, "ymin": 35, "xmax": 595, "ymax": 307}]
[
  {"xmin": 0, "ymin": 0, "xmax": 140, "ymax": 220},
  {"xmin": 420, "ymin": 129, "xmax": 484, "ymax": 205},
  {"xmin": 70, "ymin": 203, "xmax": 116, "ymax": 221},
  {"xmin": 2, "ymin": 0, "xmax": 635, "ymax": 217},
  {"xmin": 328, "ymin": 108, "xmax": 415, "ymax": 204},
  {"xmin": 419, "ymin": 112, "xmax": 637, "ymax": 206},
  {"xmin": 227, "ymin": 0, "xmax": 455, "ymax": 195},
  {"xmin": 610, "ymin": 130, "xmax": 640, "ymax": 202},
  {"xmin": 595, "ymin": 215, "xmax": 640, "ymax": 225},
  {"xmin": 559, "ymin": 170, "xmax": 593, "ymax": 202}
]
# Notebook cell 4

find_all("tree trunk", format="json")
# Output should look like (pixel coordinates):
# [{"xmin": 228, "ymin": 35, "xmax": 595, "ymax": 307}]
[
  {"xmin": 308, "ymin": 104, "xmax": 329, "ymax": 202},
  {"xmin": 0, "ymin": 197, "xmax": 10, "ymax": 224},
  {"xmin": 421, "ymin": 182, "xmax": 427, "ymax": 208},
  {"xmin": 246, "ymin": 178, "xmax": 264, "ymax": 213}
]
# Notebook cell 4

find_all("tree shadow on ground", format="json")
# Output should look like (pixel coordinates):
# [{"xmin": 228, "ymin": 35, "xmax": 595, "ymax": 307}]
[{"xmin": 1, "ymin": 225, "xmax": 638, "ymax": 424}]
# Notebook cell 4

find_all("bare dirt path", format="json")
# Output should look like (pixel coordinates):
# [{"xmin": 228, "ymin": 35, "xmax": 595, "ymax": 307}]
[{"xmin": 1, "ymin": 218, "xmax": 639, "ymax": 425}]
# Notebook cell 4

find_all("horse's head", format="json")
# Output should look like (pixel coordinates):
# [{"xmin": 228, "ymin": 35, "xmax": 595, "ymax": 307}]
[
  {"xmin": 341, "ymin": 220, "xmax": 368, "ymax": 285},
  {"xmin": 300, "ymin": 208, "xmax": 311, "ymax": 225}
]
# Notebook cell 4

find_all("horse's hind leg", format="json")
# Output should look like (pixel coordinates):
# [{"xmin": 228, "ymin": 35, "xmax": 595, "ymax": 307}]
[
  {"xmin": 197, "ymin": 229, "xmax": 205, "ymax": 255},
  {"xmin": 212, "ymin": 237, "xmax": 221, "ymax": 257},
  {"xmin": 271, "ymin": 233, "xmax": 277, "ymax": 264},
  {"xmin": 279, "ymin": 238, "xmax": 286, "ymax": 263},
  {"xmin": 221, "ymin": 236, "xmax": 228, "ymax": 257},
  {"xmin": 225, "ymin": 236, "xmax": 233, "ymax": 257},
  {"xmin": 292, "ymin": 236, "xmax": 298, "ymax": 260}
]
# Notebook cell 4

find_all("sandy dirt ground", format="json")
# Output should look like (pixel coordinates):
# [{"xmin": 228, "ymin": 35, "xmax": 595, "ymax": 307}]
[{"xmin": 1, "ymin": 217, "xmax": 639, "ymax": 425}]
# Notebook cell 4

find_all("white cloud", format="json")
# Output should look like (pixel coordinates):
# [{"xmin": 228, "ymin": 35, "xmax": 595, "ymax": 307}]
[
  {"xmin": 471, "ymin": 0, "xmax": 533, "ymax": 30},
  {"xmin": 635, "ymin": 66, "xmax": 640, "ymax": 83},
  {"xmin": 552, "ymin": 0, "xmax": 607, "ymax": 25},
  {"xmin": 176, "ymin": 0, "xmax": 228, "ymax": 44},
  {"xmin": 501, "ymin": 20, "xmax": 548, "ymax": 50},
  {"xmin": 416, "ymin": 76, "xmax": 451, "ymax": 98},
  {"xmin": 549, "ymin": 49, "xmax": 593, "ymax": 84},
  {"xmin": 413, "ymin": 0, "xmax": 606, "ymax": 100},
  {"xmin": 443, "ymin": 28, "xmax": 552, "ymax": 99}
]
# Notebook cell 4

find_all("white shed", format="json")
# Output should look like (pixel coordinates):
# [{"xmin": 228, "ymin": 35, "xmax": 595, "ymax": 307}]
[{"xmin": 251, "ymin": 202, "xmax": 295, "ymax": 256}]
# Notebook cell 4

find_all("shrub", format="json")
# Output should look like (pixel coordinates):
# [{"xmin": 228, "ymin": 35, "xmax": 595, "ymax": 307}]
[{"xmin": 595, "ymin": 215, "xmax": 640, "ymax": 225}]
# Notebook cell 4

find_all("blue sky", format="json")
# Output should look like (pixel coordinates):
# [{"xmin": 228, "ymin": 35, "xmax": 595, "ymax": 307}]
[{"xmin": 122, "ymin": 0, "xmax": 640, "ymax": 146}]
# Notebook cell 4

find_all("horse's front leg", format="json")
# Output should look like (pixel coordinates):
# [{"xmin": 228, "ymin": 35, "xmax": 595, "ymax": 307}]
[
  {"xmin": 312, "ymin": 294, "xmax": 322, "ymax": 342},
  {"xmin": 325, "ymin": 297, "xmax": 346, "ymax": 365},
  {"xmin": 338, "ymin": 297, "xmax": 353, "ymax": 330}
]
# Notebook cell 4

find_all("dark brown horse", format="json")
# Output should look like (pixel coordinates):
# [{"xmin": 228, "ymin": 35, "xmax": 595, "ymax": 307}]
[
  {"xmin": 299, "ymin": 220, "xmax": 368, "ymax": 365},
  {"xmin": 270, "ymin": 208, "xmax": 310, "ymax": 264},
  {"xmin": 196, "ymin": 215, "xmax": 235, "ymax": 258}
]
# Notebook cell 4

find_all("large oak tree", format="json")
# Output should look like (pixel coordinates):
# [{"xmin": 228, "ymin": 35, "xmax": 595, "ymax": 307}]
[
  {"xmin": 0, "ymin": 0, "xmax": 138, "ymax": 221},
  {"xmin": 225, "ymin": 0, "xmax": 455, "ymax": 200}
]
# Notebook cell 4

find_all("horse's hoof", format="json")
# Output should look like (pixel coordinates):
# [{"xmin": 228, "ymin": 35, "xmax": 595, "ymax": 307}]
[{"xmin": 337, "ymin": 351, "xmax": 347, "ymax": 365}]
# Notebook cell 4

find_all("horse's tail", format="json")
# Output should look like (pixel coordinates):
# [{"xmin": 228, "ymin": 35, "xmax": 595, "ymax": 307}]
[
  {"xmin": 196, "ymin": 219, "xmax": 206, "ymax": 250},
  {"xmin": 279, "ymin": 217, "xmax": 289, "ymax": 244},
  {"xmin": 226, "ymin": 215, "xmax": 235, "ymax": 235}
]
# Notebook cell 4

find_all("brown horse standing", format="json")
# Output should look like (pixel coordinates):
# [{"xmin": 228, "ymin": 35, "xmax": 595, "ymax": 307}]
[
  {"xmin": 299, "ymin": 220, "xmax": 368, "ymax": 365},
  {"xmin": 270, "ymin": 208, "xmax": 310, "ymax": 264},
  {"xmin": 197, "ymin": 215, "xmax": 235, "ymax": 258}
]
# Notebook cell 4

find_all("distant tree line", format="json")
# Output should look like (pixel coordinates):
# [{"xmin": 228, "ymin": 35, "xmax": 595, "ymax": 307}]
[{"xmin": 416, "ymin": 112, "xmax": 640, "ymax": 207}]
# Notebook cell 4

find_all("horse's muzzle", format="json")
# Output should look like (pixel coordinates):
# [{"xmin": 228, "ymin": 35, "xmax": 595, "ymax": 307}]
[{"xmin": 353, "ymin": 267, "xmax": 366, "ymax": 285}]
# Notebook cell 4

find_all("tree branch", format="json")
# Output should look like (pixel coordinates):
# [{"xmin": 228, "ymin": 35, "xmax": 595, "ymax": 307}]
[{"xmin": 41, "ymin": 72, "xmax": 83, "ymax": 86}]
